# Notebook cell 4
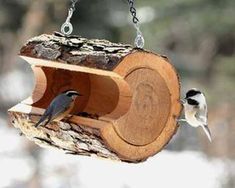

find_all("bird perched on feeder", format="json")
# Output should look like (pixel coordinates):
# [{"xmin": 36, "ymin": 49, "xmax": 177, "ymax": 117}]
[
  {"xmin": 179, "ymin": 88, "xmax": 212, "ymax": 142},
  {"xmin": 35, "ymin": 90, "xmax": 82, "ymax": 128}
]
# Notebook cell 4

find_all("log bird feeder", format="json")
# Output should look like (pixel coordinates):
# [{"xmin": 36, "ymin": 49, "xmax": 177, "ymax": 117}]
[{"xmin": 8, "ymin": 32, "xmax": 182, "ymax": 162}]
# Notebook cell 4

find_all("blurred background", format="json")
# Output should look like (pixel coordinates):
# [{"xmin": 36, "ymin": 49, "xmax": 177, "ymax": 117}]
[{"xmin": 0, "ymin": 0, "xmax": 235, "ymax": 187}]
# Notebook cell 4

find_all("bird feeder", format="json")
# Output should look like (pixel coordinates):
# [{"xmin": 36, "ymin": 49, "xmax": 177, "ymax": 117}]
[{"xmin": 8, "ymin": 32, "xmax": 182, "ymax": 162}]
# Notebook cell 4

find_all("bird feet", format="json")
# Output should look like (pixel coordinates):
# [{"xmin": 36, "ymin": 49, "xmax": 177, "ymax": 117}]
[{"xmin": 63, "ymin": 115, "xmax": 73, "ymax": 123}]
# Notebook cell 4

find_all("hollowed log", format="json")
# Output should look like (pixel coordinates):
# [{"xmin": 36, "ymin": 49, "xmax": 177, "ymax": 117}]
[{"xmin": 8, "ymin": 32, "xmax": 182, "ymax": 162}]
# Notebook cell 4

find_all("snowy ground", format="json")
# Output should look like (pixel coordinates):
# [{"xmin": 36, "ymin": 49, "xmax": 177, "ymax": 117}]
[
  {"xmin": 41, "ymin": 150, "xmax": 225, "ymax": 188},
  {"xmin": 0, "ymin": 117, "xmax": 228, "ymax": 188}
]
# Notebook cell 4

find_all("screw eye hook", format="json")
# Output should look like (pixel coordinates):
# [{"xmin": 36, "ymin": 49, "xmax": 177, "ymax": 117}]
[
  {"xmin": 60, "ymin": 0, "xmax": 78, "ymax": 36},
  {"xmin": 61, "ymin": 22, "xmax": 73, "ymax": 36}
]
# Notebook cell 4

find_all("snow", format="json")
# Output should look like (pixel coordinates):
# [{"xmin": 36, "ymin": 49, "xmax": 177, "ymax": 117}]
[
  {"xmin": 0, "ymin": 157, "xmax": 33, "ymax": 187},
  {"xmin": 0, "ymin": 126, "xmax": 24, "ymax": 153},
  {"xmin": 0, "ymin": 117, "xmax": 227, "ymax": 188},
  {"xmin": 0, "ymin": 70, "xmax": 33, "ymax": 103},
  {"xmin": 41, "ymin": 149, "xmax": 225, "ymax": 188}
]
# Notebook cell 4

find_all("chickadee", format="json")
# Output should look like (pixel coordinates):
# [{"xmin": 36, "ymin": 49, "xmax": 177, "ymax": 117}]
[
  {"xmin": 179, "ymin": 88, "xmax": 212, "ymax": 142},
  {"xmin": 35, "ymin": 90, "xmax": 82, "ymax": 128}
]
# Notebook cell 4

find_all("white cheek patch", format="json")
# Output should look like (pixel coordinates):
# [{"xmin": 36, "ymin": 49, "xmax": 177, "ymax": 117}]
[{"xmin": 190, "ymin": 94, "xmax": 206, "ymax": 108}]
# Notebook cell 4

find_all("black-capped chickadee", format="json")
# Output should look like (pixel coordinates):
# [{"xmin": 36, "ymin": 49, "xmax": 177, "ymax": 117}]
[
  {"xmin": 35, "ymin": 90, "xmax": 82, "ymax": 128},
  {"xmin": 179, "ymin": 88, "xmax": 212, "ymax": 142}
]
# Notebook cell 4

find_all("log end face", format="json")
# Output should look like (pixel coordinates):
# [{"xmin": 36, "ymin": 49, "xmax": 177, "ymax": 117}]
[
  {"xmin": 114, "ymin": 68, "xmax": 171, "ymax": 146},
  {"xmin": 101, "ymin": 51, "xmax": 182, "ymax": 162}
]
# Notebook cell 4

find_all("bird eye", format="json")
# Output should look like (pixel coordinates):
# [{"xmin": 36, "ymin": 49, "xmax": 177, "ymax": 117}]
[{"xmin": 187, "ymin": 99, "xmax": 199, "ymax": 106}]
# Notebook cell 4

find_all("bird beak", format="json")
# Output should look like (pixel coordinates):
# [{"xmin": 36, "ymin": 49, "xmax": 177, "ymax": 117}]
[
  {"xmin": 201, "ymin": 125, "xmax": 212, "ymax": 142},
  {"xmin": 180, "ymin": 99, "xmax": 186, "ymax": 104}
]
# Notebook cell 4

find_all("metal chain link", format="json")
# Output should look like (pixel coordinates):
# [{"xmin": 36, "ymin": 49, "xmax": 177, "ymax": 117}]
[
  {"xmin": 60, "ymin": 0, "xmax": 144, "ymax": 48},
  {"xmin": 127, "ymin": 0, "xmax": 145, "ymax": 48},
  {"xmin": 127, "ymin": 0, "xmax": 139, "ymax": 24},
  {"xmin": 61, "ymin": 0, "xmax": 79, "ymax": 35}
]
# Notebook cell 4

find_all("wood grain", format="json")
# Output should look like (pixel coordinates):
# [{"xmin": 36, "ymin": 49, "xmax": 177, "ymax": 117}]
[{"xmin": 114, "ymin": 68, "xmax": 171, "ymax": 146}]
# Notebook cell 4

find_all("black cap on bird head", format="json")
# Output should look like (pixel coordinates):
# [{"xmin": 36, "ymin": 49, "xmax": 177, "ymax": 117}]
[
  {"xmin": 63, "ymin": 90, "xmax": 82, "ymax": 97},
  {"xmin": 185, "ymin": 88, "xmax": 201, "ymax": 99}
]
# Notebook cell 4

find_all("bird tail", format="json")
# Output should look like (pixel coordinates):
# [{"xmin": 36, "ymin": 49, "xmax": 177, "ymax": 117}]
[
  {"xmin": 35, "ymin": 114, "xmax": 52, "ymax": 128},
  {"xmin": 35, "ymin": 119, "xmax": 44, "ymax": 128},
  {"xmin": 201, "ymin": 125, "xmax": 212, "ymax": 142}
]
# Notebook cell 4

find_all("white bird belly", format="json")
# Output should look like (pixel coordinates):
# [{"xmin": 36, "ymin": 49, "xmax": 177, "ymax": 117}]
[{"xmin": 185, "ymin": 113, "xmax": 201, "ymax": 128}]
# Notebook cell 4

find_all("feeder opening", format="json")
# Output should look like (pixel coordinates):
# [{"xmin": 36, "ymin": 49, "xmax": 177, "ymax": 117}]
[{"xmin": 27, "ymin": 66, "xmax": 128, "ymax": 120}]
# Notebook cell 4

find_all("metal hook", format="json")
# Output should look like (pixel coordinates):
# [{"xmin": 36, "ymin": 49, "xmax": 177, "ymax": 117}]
[
  {"xmin": 60, "ymin": 0, "xmax": 78, "ymax": 36},
  {"xmin": 134, "ymin": 24, "xmax": 144, "ymax": 48},
  {"xmin": 61, "ymin": 22, "xmax": 73, "ymax": 35}
]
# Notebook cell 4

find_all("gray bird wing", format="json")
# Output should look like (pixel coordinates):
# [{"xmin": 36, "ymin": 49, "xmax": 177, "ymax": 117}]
[
  {"xmin": 35, "ymin": 94, "xmax": 72, "ymax": 127},
  {"xmin": 50, "ymin": 94, "xmax": 73, "ymax": 119},
  {"xmin": 195, "ymin": 102, "xmax": 212, "ymax": 142},
  {"xmin": 195, "ymin": 103, "xmax": 208, "ymax": 125}
]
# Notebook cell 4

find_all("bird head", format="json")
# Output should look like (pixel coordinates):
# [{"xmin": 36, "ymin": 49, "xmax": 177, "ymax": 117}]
[
  {"xmin": 64, "ymin": 90, "xmax": 82, "ymax": 100},
  {"xmin": 184, "ymin": 88, "xmax": 202, "ymax": 106},
  {"xmin": 185, "ymin": 88, "xmax": 201, "ymax": 99}
]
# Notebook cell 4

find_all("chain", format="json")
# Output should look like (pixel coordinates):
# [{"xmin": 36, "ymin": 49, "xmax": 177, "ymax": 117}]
[
  {"xmin": 127, "ymin": 0, "xmax": 144, "ymax": 48},
  {"xmin": 61, "ymin": 0, "xmax": 79, "ymax": 36},
  {"xmin": 60, "ymin": 0, "xmax": 144, "ymax": 47}
]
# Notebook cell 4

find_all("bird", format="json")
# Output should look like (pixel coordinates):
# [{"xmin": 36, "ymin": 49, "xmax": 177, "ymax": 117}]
[
  {"xmin": 178, "ymin": 88, "xmax": 212, "ymax": 142},
  {"xmin": 35, "ymin": 90, "xmax": 82, "ymax": 128}
]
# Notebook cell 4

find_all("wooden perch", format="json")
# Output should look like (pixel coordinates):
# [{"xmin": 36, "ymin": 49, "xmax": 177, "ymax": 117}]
[{"xmin": 8, "ymin": 32, "xmax": 182, "ymax": 163}]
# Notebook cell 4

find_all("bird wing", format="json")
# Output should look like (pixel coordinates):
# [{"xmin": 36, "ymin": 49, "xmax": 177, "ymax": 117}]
[
  {"xmin": 50, "ymin": 94, "xmax": 73, "ymax": 119},
  {"xmin": 35, "ymin": 94, "xmax": 72, "ymax": 127},
  {"xmin": 195, "ymin": 100, "xmax": 211, "ymax": 142},
  {"xmin": 195, "ymin": 102, "xmax": 208, "ymax": 125}
]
